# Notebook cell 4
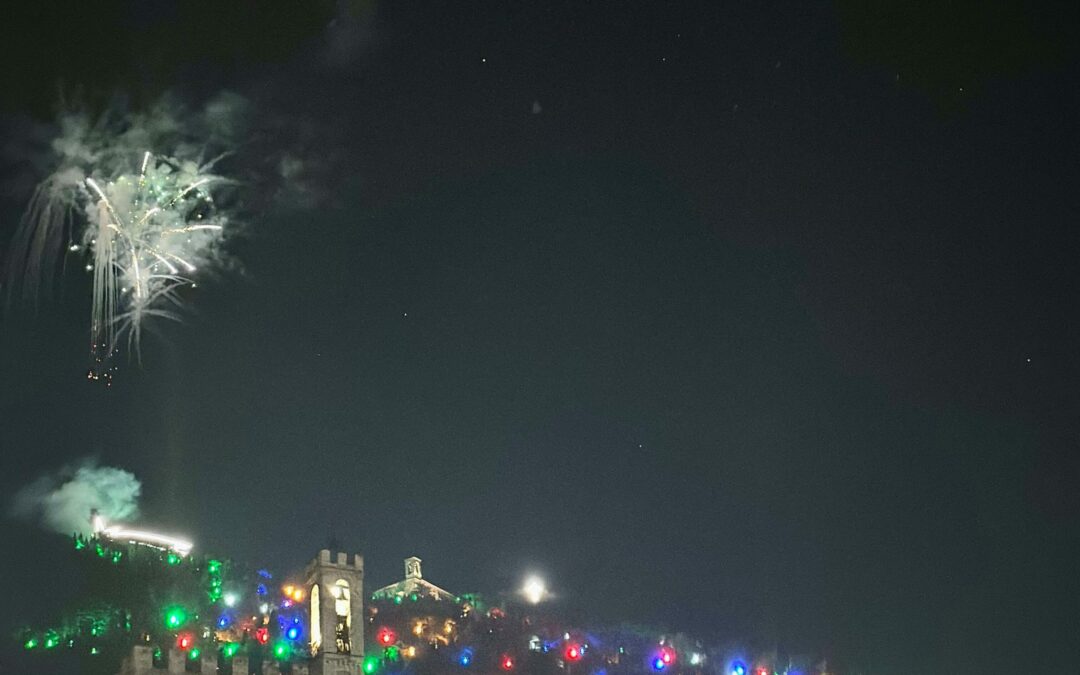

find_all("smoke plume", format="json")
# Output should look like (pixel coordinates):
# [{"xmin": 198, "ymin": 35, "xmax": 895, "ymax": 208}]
[{"xmin": 10, "ymin": 460, "xmax": 142, "ymax": 536}]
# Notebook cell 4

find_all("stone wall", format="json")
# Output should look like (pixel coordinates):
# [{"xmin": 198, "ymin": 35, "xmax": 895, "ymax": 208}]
[{"xmin": 117, "ymin": 645, "xmax": 311, "ymax": 675}]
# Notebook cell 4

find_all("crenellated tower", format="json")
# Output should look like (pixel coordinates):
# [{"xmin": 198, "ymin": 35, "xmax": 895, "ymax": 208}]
[{"xmin": 305, "ymin": 549, "xmax": 364, "ymax": 675}]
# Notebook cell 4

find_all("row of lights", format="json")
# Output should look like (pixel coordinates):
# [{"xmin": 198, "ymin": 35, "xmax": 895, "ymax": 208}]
[
  {"xmin": 170, "ymin": 574, "xmax": 694, "ymax": 672},
  {"xmin": 731, "ymin": 661, "xmax": 800, "ymax": 675}
]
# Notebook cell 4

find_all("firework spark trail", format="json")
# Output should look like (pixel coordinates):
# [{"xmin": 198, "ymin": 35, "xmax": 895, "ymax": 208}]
[{"xmin": 5, "ymin": 172, "xmax": 83, "ymax": 304}]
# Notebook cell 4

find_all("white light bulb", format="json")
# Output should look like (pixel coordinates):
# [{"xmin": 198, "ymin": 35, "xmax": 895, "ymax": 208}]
[{"xmin": 523, "ymin": 576, "xmax": 546, "ymax": 604}]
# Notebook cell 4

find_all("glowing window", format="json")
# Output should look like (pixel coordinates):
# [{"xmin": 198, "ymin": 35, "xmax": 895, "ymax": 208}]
[
  {"xmin": 333, "ymin": 579, "xmax": 351, "ymax": 654},
  {"xmin": 310, "ymin": 584, "xmax": 321, "ymax": 655}
]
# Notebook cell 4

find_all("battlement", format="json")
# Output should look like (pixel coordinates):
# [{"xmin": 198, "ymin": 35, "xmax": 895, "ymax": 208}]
[
  {"xmin": 117, "ymin": 645, "xmax": 311, "ymax": 675},
  {"xmin": 305, "ymin": 549, "xmax": 363, "ymax": 574}
]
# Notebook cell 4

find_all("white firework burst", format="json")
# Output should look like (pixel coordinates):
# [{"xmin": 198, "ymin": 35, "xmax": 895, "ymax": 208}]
[
  {"xmin": 81, "ymin": 151, "xmax": 228, "ymax": 357},
  {"xmin": 5, "ymin": 95, "xmax": 252, "ymax": 368}
]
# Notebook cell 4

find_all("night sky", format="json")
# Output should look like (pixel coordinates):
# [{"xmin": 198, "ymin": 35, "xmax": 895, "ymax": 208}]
[{"xmin": 1, "ymin": 1, "xmax": 1078, "ymax": 673}]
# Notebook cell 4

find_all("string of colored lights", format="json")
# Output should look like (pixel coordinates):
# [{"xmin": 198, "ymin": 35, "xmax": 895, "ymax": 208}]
[{"xmin": 18, "ymin": 537, "xmax": 833, "ymax": 675}]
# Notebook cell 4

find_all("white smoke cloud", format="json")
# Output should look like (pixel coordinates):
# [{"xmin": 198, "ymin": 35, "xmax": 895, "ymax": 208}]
[
  {"xmin": 323, "ymin": 0, "xmax": 381, "ymax": 67},
  {"xmin": 10, "ymin": 460, "xmax": 141, "ymax": 536}
]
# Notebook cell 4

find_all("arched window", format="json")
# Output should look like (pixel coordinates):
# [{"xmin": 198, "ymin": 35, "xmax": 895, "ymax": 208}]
[
  {"xmin": 330, "ymin": 579, "xmax": 351, "ymax": 653},
  {"xmin": 309, "ymin": 584, "xmax": 321, "ymax": 655}
]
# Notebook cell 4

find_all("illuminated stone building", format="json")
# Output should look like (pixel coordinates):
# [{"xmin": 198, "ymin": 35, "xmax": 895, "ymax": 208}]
[
  {"xmin": 371, "ymin": 557, "xmax": 456, "ymax": 604},
  {"xmin": 305, "ymin": 550, "xmax": 365, "ymax": 675}
]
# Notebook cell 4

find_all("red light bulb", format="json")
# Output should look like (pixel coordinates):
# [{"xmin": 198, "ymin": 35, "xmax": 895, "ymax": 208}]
[
  {"xmin": 377, "ymin": 627, "xmax": 396, "ymax": 646},
  {"xmin": 501, "ymin": 655, "xmax": 515, "ymax": 670}
]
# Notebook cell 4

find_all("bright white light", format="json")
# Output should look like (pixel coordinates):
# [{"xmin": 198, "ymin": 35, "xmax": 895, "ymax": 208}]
[
  {"xmin": 523, "ymin": 576, "xmax": 546, "ymax": 604},
  {"xmin": 94, "ymin": 513, "xmax": 192, "ymax": 555},
  {"xmin": 102, "ymin": 526, "xmax": 193, "ymax": 556},
  {"xmin": 224, "ymin": 593, "xmax": 238, "ymax": 607}
]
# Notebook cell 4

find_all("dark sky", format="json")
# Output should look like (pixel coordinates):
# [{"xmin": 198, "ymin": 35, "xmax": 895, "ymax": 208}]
[{"xmin": 1, "ymin": 1, "xmax": 1078, "ymax": 673}]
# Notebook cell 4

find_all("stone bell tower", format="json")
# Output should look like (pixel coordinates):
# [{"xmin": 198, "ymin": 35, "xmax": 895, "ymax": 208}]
[
  {"xmin": 305, "ymin": 549, "xmax": 364, "ymax": 675},
  {"xmin": 405, "ymin": 556, "xmax": 422, "ymax": 579}
]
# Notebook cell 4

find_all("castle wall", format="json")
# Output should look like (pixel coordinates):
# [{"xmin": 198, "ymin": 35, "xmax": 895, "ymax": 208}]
[{"xmin": 118, "ymin": 645, "xmax": 311, "ymax": 675}]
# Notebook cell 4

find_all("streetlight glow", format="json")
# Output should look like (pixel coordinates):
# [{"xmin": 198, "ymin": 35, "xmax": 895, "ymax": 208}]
[{"xmin": 522, "ymin": 575, "xmax": 546, "ymax": 604}]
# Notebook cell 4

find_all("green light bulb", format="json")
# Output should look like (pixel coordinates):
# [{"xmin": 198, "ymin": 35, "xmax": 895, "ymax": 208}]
[{"xmin": 164, "ymin": 606, "xmax": 187, "ymax": 629}]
